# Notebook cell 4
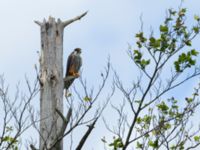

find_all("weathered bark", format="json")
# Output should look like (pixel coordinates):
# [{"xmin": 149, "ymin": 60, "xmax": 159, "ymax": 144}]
[
  {"xmin": 38, "ymin": 17, "xmax": 64, "ymax": 150},
  {"xmin": 35, "ymin": 12, "xmax": 87, "ymax": 150}
]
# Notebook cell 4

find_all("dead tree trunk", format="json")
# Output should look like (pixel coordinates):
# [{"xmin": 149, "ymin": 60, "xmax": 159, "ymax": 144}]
[{"xmin": 35, "ymin": 12, "xmax": 87, "ymax": 150}]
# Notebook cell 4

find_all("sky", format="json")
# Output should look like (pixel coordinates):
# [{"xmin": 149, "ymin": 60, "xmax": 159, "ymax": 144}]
[{"xmin": 1, "ymin": 0, "xmax": 200, "ymax": 149}]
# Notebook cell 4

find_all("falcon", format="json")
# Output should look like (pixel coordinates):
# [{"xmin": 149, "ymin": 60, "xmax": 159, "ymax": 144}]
[
  {"xmin": 65, "ymin": 48, "xmax": 82, "ymax": 78},
  {"xmin": 64, "ymin": 48, "xmax": 82, "ymax": 94}
]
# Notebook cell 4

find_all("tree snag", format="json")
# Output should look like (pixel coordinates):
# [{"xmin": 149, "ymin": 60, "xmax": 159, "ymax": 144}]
[{"xmin": 35, "ymin": 12, "xmax": 87, "ymax": 150}]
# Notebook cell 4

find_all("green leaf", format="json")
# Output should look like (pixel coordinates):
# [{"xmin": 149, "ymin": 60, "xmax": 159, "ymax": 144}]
[
  {"xmin": 135, "ymin": 100, "xmax": 141, "ymax": 103},
  {"xmin": 136, "ymin": 141, "xmax": 143, "ymax": 149},
  {"xmin": 194, "ymin": 136, "xmax": 200, "ymax": 142},
  {"xmin": 174, "ymin": 49, "xmax": 198, "ymax": 72},
  {"xmin": 185, "ymin": 97, "xmax": 193, "ymax": 103},
  {"xmin": 185, "ymin": 40, "xmax": 192, "ymax": 46},
  {"xmin": 189, "ymin": 59, "xmax": 196, "ymax": 66},
  {"xmin": 174, "ymin": 61, "xmax": 181, "ymax": 72},
  {"xmin": 154, "ymin": 40, "xmax": 161, "ymax": 48},
  {"xmin": 135, "ymin": 32, "xmax": 143, "ymax": 38},
  {"xmin": 179, "ymin": 53, "xmax": 186, "ymax": 62},
  {"xmin": 179, "ymin": 141, "xmax": 185, "ymax": 150},
  {"xmin": 157, "ymin": 101, "xmax": 169, "ymax": 114},
  {"xmin": 165, "ymin": 17, "xmax": 173, "ymax": 24},
  {"xmin": 146, "ymin": 60, "xmax": 150, "ymax": 65},
  {"xmin": 169, "ymin": 110, "xmax": 175, "ymax": 117},
  {"xmin": 149, "ymin": 37, "xmax": 156, "ymax": 44},
  {"xmin": 136, "ymin": 41, "xmax": 142, "ymax": 48},
  {"xmin": 148, "ymin": 140, "xmax": 158, "ymax": 148},
  {"xmin": 136, "ymin": 117, "xmax": 142, "ymax": 124},
  {"xmin": 83, "ymin": 96, "xmax": 92, "ymax": 102},
  {"xmin": 191, "ymin": 49, "xmax": 199, "ymax": 56},
  {"xmin": 160, "ymin": 25, "xmax": 168, "ymax": 33},
  {"xmin": 170, "ymin": 145, "xmax": 176, "ymax": 150},
  {"xmin": 2, "ymin": 136, "xmax": 10, "ymax": 142},
  {"xmin": 134, "ymin": 50, "xmax": 142, "ymax": 60},
  {"xmin": 109, "ymin": 137, "xmax": 123, "ymax": 149},
  {"xmin": 109, "ymin": 143, "xmax": 114, "ymax": 146},
  {"xmin": 149, "ymin": 37, "xmax": 160, "ymax": 49},
  {"xmin": 179, "ymin": 8, "xmax": 186, "ymax": 16},
  {"xmin": 140, "ymin": 59, "xmax": 150, "ymax": 69},
  {"xmin": 169, "ymin": 9, "xmax": 176, "ymax": 15},
  {"xmin": 144, "ymin": 133, "xmax": 149, "ymax": 138},
  {"xmin": 193, "ymin": 26, "xmax": 200, "ymax": 33},
  {"xmin": 164, "ymin": 123, "xmax": 171, "ymax": 130},
  {"xmin": 194, "ymin": 15, "xmax": 200, "ymax": 21},
  {"xmin": 143, "ymin": 115, "xmax": 151, "ymax": 124},
  {"xmin": 181, "ymin": 8, "xmax": 187, "ymax": 13},
  {"xmin": 172, "ymin": 105, "xmax": 178, "ymax": 109},
  {"xmin": 140, "ymin": 61, "xmax": 145, "ymax": 69}
]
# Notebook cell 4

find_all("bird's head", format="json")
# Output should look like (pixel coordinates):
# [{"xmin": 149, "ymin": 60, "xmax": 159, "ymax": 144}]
[{"xmin": 74, "ymin": 48, "xmax": 82, "ymax": 54}]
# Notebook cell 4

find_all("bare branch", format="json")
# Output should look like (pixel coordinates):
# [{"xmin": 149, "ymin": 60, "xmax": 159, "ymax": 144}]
[
  {"xmin": 30, "ymin": 144, "xmax": 38, "ymax": 150},
  {"xmin": 48, "ymin": 108, "xmax": 72, "ymax": 149},
  {"xmin": 62, "ymin": 11, "xmax": 88, "ymax": 28},
  {"xmin": 56, "ymin": 107, "xmax": 72, "ymax": 137},
  {"xmin": 34, "ymin": 20, "xmax": 42, "ymax": 26},
  {"xmin": 76, "ymin": 118, "xmax": 98, "ymax": 150}
]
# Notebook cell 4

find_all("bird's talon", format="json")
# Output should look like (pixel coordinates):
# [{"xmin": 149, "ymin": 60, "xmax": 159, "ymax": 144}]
[{"xmin": 75, "ymin": 73, "xmax": 80, "ymax": 77}]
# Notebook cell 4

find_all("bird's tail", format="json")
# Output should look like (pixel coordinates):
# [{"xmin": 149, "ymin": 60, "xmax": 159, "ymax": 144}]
[{"xmin": 64, "ymin": 76, "xmax": 77, "ymax": 98}]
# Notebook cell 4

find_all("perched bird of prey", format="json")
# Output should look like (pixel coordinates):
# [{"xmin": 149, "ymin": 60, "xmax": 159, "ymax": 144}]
[
  {"xmin": 65, "ymin": 48, "xmax": 82, "ymax": 77},
  {"xmin": 64, "ymin": 48, "xmax": 82, "ymax": 92}
]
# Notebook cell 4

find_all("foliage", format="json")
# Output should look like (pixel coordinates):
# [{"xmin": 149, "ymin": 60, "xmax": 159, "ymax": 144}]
[
  {"xmin": 109, "ymin": 137, "xmax": 124, "ymax": 150},
  {"xmin": 0, "ymin": 75, "xmax": 39, "ymax": 150},
  {"xmin": 0, "ymin": 126, "xmax": 19, "ymax": 150},
  {"xmin": 133, "ymin": 7, "xmax": 200, "ymax": 72},
  {"xmin": 103, "ymin": 6, "xmax": 200, "ymax": 150}
]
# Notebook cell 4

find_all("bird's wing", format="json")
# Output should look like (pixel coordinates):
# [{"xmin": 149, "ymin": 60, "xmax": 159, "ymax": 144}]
[
  {"xmin": 66, "ymin": 52, "xmax": 75, "ymax": 76},
  {"xmin": 74, "ymin": 54, "xmax": 82, "ymax": 72}
]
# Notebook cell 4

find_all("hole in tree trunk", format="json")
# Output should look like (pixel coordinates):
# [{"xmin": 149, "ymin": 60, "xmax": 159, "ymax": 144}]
[{"xmin": 56, "ymin": 30, "xmax": 59, "ymax": 36}]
